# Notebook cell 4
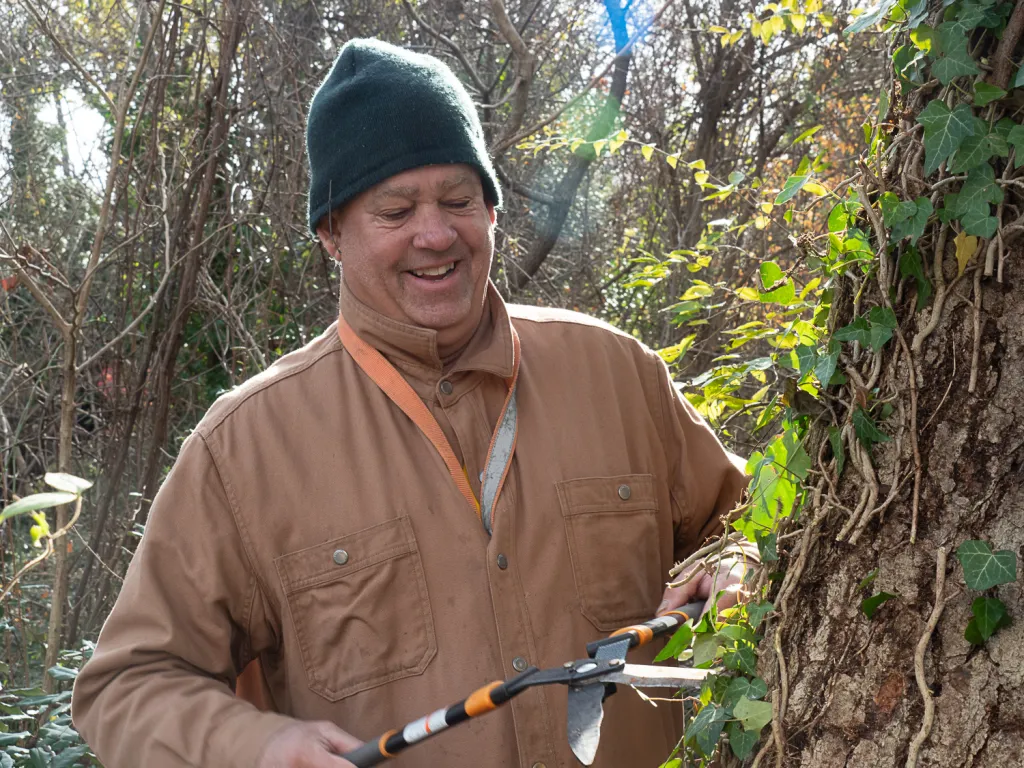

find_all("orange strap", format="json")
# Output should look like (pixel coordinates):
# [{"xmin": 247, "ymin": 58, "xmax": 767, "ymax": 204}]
[{"xmin": 337, "ymin": 316, "xmax": 521, "ymax": 526}]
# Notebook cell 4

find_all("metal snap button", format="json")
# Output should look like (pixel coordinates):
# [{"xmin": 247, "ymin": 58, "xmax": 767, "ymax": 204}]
[
  {"xmin": 617, "ymin": 484, "xmax": 631, "ymax": 500},
  {"xmin": 497, "ymin": 553, "xmax": 508, "ymax": 570},
  {"xmin": 512, "ymin": 656, "xmax": 528, "ymax": 672},
  {"xmin": 439, "ymin": 379, "xmax": 454, "ymax": 395},
  {"xmin": 332, "ymin": 549, "xmax": 349, "ymax": 565},
  {"xmin": 532, "ymin": 763, "xmax": 547, "ymax": 768}
]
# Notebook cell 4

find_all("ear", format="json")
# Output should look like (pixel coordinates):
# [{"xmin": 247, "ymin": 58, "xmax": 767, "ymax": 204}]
[
  {"xmin": 315, "ymin": 216, "xmax": 342, "ymax": 261},
  {"xmin": 486, "ymin": 202, "xmax": 496, "ymax": 225}
]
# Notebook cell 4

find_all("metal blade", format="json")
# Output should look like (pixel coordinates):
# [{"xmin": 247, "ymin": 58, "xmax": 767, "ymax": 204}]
[
  {"xmin": 567, "ymin": 638, "xmax": 630, "ymax": 765},
  {"xmin": 600, "ymin": 663, "xmax": 710, "ymax": 688}
]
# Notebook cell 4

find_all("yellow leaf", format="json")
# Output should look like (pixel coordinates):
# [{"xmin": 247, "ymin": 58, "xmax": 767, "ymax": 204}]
[
  {"xmin": 641, "ymin": 144, "xmax": 655, "ymax": 161},
  {"xmin": 791, "ymin": 12, "xmax": 807, "ymax": 33},
  {"xmin": 754, "ymin": 215, "xmax": 770, "ymax": 229},
  {"xmin": 709, "ymin": 25, "xmax": 728, "ymax": 33},
  {"xmin": 608, "ymin": 138, "xmax": 625, "ymax": 154},
  {"xmin": 805, "ymin": 0, "xmax": 822, "ymax": 12},
  {"xmin": 694, "ymin": 170, "xmax": 710, "ymax": 185},
  {"xmin": 736, "ymin": 286, "xmax": 761, "ymax": 301},
  {"xmin": 728, "ymin": 29, "xmax": 745, "ymax": 45},
  {"xmin": 570, "ymin": 139, "xmax": 585, "ymax": 152},
  {"xmin": 954, "ymin": 231, "xmax": 978, "ymax": 277},
  {"xmin": 803, "ymin": 181, "xmax": 828, "ymax": 196},
  {"xmin": 592, "ymin": 140, "xmax": 607, "ymax": 156},
  {"xmin": 752, "ymin": 19, "xmax": 763, "ymax": 39},
  {"xmin": 688, "ymin": 158, "xmax": 706, "ymax": 170},
  {"xmin": 666, "ymin": 153, "xmax": 680, "ymax": 169},
  {"xmin": 614, "ymin": 129, "xmax": 628, "ymax": 142},
  {"xmin": 771, "ymin": 15, "xmax": 786, "ymax": 34},
  {"xmin": 760, "ymin": 202, "xmax": 774, "ymax": 214}
]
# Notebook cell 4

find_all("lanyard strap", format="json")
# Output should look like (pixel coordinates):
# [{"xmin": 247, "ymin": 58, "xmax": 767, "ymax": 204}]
[{"xmin": 336, "ymin": 316, "xmax": 520, "ymax": 535}]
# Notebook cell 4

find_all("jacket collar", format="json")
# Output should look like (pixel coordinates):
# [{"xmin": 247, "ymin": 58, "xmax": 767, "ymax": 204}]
[{"xmin": 338, "ymin": 279, "xmax": 515, "ymax": 384}]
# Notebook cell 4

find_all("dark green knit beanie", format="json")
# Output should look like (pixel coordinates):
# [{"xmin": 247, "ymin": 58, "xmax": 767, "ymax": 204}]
[{"xmin": 306, "ymin": 39, "xmax": 502, "ymax": 235}]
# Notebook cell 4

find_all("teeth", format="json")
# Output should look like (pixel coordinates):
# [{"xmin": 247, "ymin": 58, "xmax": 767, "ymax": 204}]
[{"xmin": 412, "ymin": 263, "xmax": 455, "ymax": 277}]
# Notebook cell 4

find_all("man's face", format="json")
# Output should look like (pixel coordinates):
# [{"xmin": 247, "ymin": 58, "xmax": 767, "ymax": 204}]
[{"xmin": 318, "ymin": 164, "xmax": 496, "ymax": 353}]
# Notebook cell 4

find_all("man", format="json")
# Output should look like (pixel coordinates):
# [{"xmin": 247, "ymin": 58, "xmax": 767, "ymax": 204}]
[{"xmin": 72, "ymin": 39, "xmax": 749, "ymax": 767}]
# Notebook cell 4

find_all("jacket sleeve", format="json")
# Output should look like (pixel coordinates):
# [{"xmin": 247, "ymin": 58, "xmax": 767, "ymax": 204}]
[
  {"xmin": 72, "ymin": 432, "xmax": 294, "ymax": 768},
  {"xmin": 649, "ymin": 353, "xmax": 749, "ymax": 560}
]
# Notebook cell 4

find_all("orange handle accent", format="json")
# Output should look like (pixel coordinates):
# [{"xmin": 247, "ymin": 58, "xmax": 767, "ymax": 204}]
[
  {"xmin": 465, "ymin": 680, "xmax": 502, "ymax": 717},
  {"xmin": 610, "ymin": 624, "xmax": 655, "ymax": 646},
  {"xmin": 378, "ymin": 729, "xmax": 398, "ymax": 758}
]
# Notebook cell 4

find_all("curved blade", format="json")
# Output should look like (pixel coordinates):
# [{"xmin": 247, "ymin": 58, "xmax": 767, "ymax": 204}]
[
  {"xmin": 567, "ymin": 684, "xmax": 605, "ymax": 766},
  {"xmin": 567, "ymin": 638, "xmax": 630, "ymax": 765}
]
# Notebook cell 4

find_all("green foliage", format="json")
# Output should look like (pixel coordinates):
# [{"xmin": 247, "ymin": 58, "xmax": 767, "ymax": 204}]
[
  {"xmin": 860, "ymin": 591, "xmax": 897, "ymax": 619},
  {"xmin": 917, "ymin": 101, "xmax": 975, "ymax": 175},
  {"xmin": 957, "ymin": 540, "xmax": 1018, "ymax": 591},
  {"xmin": 964, "ymin": 597, "xmax": 1011, "ymax": 644},
  {"xmin": 0, "ymin": 648, "xmax": 98, "ymax": 767}
]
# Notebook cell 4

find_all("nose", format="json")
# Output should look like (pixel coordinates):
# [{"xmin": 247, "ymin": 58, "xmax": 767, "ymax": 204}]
[{"xmin": 411, "ymin": 205, "xmax": 458, "ymax": 252}]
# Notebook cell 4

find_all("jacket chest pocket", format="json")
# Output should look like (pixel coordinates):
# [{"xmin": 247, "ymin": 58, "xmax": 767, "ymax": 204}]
[
  {"xmin": 275, "ymin": 516, "xmax": 436, "ymax": 702},
  {"xmin": 557, "ymin": 474, "xmax": 663, "ymax": 632}
]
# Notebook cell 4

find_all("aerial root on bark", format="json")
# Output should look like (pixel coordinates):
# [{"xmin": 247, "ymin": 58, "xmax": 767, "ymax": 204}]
[{"xmin": 906, "ymin": 546, "xmax": 948, "ymax": 768}]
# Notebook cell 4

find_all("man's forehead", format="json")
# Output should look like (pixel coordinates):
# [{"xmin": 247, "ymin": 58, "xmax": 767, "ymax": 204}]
[{"xmin": 369, "ymin": 166, "xmax": 480, "ymax": 200}]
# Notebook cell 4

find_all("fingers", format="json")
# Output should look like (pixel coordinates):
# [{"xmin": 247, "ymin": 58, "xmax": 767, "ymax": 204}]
[
  {"xmin": 657, "ymin": 567, "xmax": 705, "ymax": 616},
  {"xmin": 313, "ymin": 721, "xmax": 363, "ymax": 754}
]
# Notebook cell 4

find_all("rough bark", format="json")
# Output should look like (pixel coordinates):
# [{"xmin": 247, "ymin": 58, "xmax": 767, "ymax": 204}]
[{"xmin": 753, "ymin": 3, "xmax": 1024, "ymax": 764}]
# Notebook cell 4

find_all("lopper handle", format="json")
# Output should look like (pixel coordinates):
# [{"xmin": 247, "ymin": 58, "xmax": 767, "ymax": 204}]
[{"xmin": 586, "ymin": 601, "xmax": 705, "ymax": 658}]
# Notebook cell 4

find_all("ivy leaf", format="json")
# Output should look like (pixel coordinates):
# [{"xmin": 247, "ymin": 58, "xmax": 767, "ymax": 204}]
[
  {"xmin": 960, "ymin": 208, "xmax": 999, "ymax": 239},
  {"xmin": 917, "ymin": 101, "xmax": 976, "ymax": 175},
  {"xmin": 727, "ymin": 721, "xmax": 760, "ymax": 760},
  {"xmin": 954, "ymin": 230, "xmax": 979, "ymax": 277},
  {"xmin": 899, "ymin": 246, "xmax": 933, "ymax": 310},
  {"xmin": 724, "ymin": 645, "xmax": 757, "ymax": 676},
  {"xmin": 965, "ymin": 597, "xmax": 1011, "ymax": 645},
  {"xmin": 814, "ymin": 342, "xmax": 839, "ymax": 388},
  {"xmin": 949, "ymin": 120, "xmax": 1000, "ymax": 173},
  {"xmin": 692, "ymin": 632, "xmax": 723, "ymax": 667},
  {"xmin": 688, "ymin": 703, "xmax": 728, "ymax": 757},
  {"xmin": 723, "ymin": 676, "xmax": 767, "ymax": 708},
  {"xmin": 833, "ymin": 316, "xmax": 871, "ymax": 346},
  {"xmin": 931, "ymin": 29, "xmax": 981, "ymax": 84},
  {"xmin": 755, "ymin": 530, "xmax": 779, "ymax": 562},
  {"xmin": 867, "ymin": 306, "xmax": 897, "ymax": 350},
  {"xmin": 973, "ymin": 82, "xmax": 1007, "ymax": 107},
  {"xmin": 654, "ymin": 624, "xmax": 694, "ymax": 662},
  {"xmin": 1007, "ymin": 124, "xmax": 1024, "ymax": 169},
  {"xmin": 747, "ymin": 601, "xmax": 775, "ymax": 629},
  {"xmin": 853, "ymin": 407, "xmax": 890, "ymax": 448},
  {"xmin": 732, "ymin": 697, "xmax": 774, "ymax": 731},
  {"xmin": 861, "ymin": 591, "xmax": 897, "ymax": 619},
  {"xmin": 890, "ymin": 197, "xmax": 933, "ymax": 243},
  {"xmin": 957, "ymin": 540, "xmax": 1018, "ymax": 590}
]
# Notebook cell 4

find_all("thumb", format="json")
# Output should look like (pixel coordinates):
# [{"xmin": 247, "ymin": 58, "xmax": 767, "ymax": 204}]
[
  {"xmin": 657, "ymin": 568, "xmax": 705, "ymax": 616},
  {"xmin": 312, "ymin": 721, "xmax": 364, "ymax": 761}
]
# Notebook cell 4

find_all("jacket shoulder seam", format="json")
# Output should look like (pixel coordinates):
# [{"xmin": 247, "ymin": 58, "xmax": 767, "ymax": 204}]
[{"xmin": 199, "ymin": 335, "xmax": 344, "ymax": 437}]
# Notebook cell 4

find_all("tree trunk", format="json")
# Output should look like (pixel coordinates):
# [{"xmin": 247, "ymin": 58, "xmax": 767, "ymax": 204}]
[{"xmin": 755, "ymin": 3, "xmax": 1024, "ymax": 765}]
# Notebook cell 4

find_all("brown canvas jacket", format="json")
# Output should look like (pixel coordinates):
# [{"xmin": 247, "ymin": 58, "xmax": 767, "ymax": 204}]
[{"xmin": 72, "ymin": 282, "xmax": 747, "ymax": 768}]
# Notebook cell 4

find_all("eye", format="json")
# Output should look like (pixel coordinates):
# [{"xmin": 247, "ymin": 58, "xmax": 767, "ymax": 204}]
[
  {"xmin": 379, "ymin": 208, "xmax": 411, "ymax": 222},
  {"xmin": 444, "ymin": 198, "xmax": 472, "ymax": 209}
]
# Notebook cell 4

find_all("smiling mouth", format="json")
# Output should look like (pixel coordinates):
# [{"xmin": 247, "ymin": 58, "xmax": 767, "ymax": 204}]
[{"xmin": 409, "ymin": 262, "xmax": 456, "ymax": 280}]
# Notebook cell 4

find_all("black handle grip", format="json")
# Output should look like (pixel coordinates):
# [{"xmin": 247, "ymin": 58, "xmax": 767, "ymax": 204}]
[{"xmin": 341, "ymin": 737, "xmax": 390, "ymax": 768}]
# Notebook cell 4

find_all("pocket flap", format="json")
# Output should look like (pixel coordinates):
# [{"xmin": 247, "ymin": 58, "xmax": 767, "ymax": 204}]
[
  {"xmin": 556, "ymin": 473, "xmax": 656, "ymax": 515},
  {"xmin": 275, "ymin": 516, "xmax": 416, "ymax": 593}
]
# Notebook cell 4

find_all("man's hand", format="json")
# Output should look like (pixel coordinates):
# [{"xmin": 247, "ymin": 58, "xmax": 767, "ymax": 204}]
[
  {"xmin": 656, "ymin": 556, "xmax": 752, "ymax": 617},
  {"xmin": 257, "ymin": 721, "xmax": 363, "ymax": 768}
]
